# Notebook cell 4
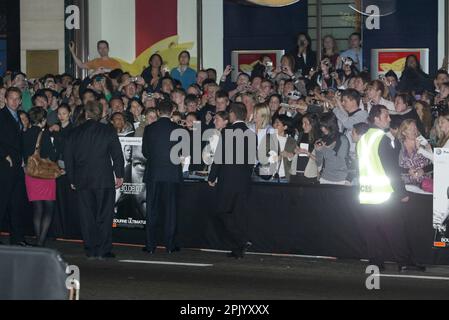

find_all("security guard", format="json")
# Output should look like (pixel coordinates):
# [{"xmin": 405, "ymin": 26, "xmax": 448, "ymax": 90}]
[{"xmin": 357, "ymin": 104, "xmax": 425, "ymax": 272}]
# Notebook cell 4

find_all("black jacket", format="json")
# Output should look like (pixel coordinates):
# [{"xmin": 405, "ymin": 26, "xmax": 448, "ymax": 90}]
[
  {"xmin": 142, "ymin": 117, "xmax": 184, "ymax": 183},
  {"xmin": 22, "ymin": 126, "xmax": 58, "ymax": 164},
  {"xmin": 0, "ymin": 107, "xmax": 23, "ymax": 169},
  {"xmin": 293, "ymin": 49, "xmax": 317, "ymax": 76},
  {"xmin": 64, "ymin": 120, "xmax": 124, "ymax": 190},
  {"xmin": 208, "ymin": 122, "xmax": 256, "ymax": 194},
  {"xmin": 379, "ymin": 134, "xmax": 408, "ymax": 201},
  {"xmin": 52, "ymin": 123, "xmax": 74, "ymax": 161}
]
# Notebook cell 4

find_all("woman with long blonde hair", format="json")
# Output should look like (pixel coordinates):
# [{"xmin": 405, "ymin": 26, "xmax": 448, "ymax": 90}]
[
  {"xmin": 322, "ymin": 35, "xmax": 340, "ymax": 68},
  {"xmin": 398, "ymin": 119, "xmax": 433, "ymax": 186},
  {"xmin": 437, "ymin": 110, "xmax": 449, "ymax": 148}
]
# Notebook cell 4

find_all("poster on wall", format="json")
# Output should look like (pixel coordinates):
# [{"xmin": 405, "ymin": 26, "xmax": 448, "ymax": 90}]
[
  {"xmin": 112, "ymin": 0, "xmax": 198, "ymax": 76},
  {"xmin": 231, "ymin": 50, "xmax": 284, "ymax": 81},
  {"xmin": 433, "ymin": 148, "xmax": 449, "ymax": 248},
  {"xmin": 113, "ymin": 137, "xmax": 147, "ymax": 229},
  {"xmin": 370, "ymin": 48, "xmax": 429, "ymax": 80}
]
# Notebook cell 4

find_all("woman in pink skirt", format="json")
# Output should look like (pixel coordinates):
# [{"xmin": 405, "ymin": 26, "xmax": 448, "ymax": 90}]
[{"xmin": 22, "ymin": 107, "xmax": 58, "ymax": 247}]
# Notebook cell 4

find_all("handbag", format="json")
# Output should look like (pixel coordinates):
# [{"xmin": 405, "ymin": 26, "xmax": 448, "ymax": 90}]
[
  {"xmin": 421, "ymin": 177, "xmax": 434, "ymax": 193},
  {"xmin": 26, "ymin": 129, "xmax": 63, "ymax": 180}
]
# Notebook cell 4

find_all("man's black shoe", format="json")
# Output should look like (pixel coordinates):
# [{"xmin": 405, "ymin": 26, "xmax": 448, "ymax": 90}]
[
  {"xmin": 166, "ymin": 247, "xmax": 181, "ymax": 254},
  {"xmin": 227, "ymin": 251, "xmax": 243, "ymax": 259},
  {"xmin": 399, "ymin": 264, "xmax": 426, "ymax": 273},
  {"xmin": 241, "ymin": 241, "xmax": 253, "ymax": 255},
  {"xmin": 101, "ymin": 252, "xmax": 116, "ymax": 259},
  {"xmin": 142, "ymin": 247, "xmax": 156, "ymax": 254}
]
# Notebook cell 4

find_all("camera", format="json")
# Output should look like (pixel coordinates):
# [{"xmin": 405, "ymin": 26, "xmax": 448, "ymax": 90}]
[
  {"xmin": 432, "ymin": 100, "xmax": 449, "ymax": 119},
  {"xmin": 342, "ymin": 57, "xmax": 353, "ymax": 67},
  {"xmin": 287, "ymin": 91, "xmax": 302, "ymax": 101},
  {"xmin": 265, "ymin": 61, "xmax": 273, "ymax": 68},
  {"xmin": 131, "ymin": 77, "xmax": 138, "ymax": 83}
]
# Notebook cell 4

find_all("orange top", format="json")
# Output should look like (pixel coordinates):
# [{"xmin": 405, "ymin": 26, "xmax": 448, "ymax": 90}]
[{"xmin": 85, "ymin": 58, "xmax": 121, "ymax": 71}]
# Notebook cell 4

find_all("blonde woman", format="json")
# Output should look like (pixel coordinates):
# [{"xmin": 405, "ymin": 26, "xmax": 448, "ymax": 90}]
[
  {"xmin": 398, "ymin": 119, "xmax": 433, "ymax": 186},
  {"xmin": 248, "ymin": 103, "xmax": 275, "ymax": 149},
  {"xmin": 437, "ymin": 110, "xmax": 449, "ymax": 148},
  {"xmin": 322, "ymin": 35, "xmax": 340, "ymax": 68}
]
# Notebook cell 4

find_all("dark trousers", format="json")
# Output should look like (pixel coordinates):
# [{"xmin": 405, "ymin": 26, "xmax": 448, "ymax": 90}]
[
  {"xmin": 145, "ymin": 182, "xmax": 178, "ymax": 251},
  {"xmin": 77, "ymin": 188, "xmax": 114, "ymax": 257},
  {"xmin": 0, "ymin": 165, "xmax": 26, "ymax": 244},
  {"xmin": 358, "ymin": 201, "xmax": 413, "ymax": 265},
  {"xmin": 55, "ymin": 176, "xmax": 79, "ymax": 237},
  {"xmin": 213, "ymin": 192, "xmax": 249, "ymax": 252}
]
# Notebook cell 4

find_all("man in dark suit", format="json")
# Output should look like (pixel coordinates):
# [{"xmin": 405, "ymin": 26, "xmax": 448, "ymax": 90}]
[
  {"xmin": 142, "ymin": 100, "xmax": 184, "ymax": 254},
  {"xmin": 0, "ymin": 87, "xmax": 28, "ymax": 246},
  {"xmin": 65, "ymin": 101, "xmax": 124, "ymax": 259},
  {"xmin": 208, "ymin": 103, "xmax": 256, "ymax": 259}
]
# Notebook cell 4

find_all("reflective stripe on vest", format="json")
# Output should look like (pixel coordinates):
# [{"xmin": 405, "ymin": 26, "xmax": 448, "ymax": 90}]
[{"xmin": 357, "ymin": 128, "xmax": 394, "ymax": 205}]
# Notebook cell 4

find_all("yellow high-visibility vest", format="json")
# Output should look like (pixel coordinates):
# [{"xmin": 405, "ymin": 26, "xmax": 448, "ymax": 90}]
[{"xmin": 357, "ymin": 128, "xmax": 394, "ymax": 205}]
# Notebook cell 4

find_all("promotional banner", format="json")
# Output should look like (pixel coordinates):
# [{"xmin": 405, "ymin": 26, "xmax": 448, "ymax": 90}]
[
  {"xmin": 114, "ymin": 0, "xmax": 198, "ymax": 75},
  {"xmin": 370, "ymin": 48, "xmax": 430, "ymax": 80},
  {"xmin": 433, "ymin": 148, "xmax": 449, "ymax": 248},
  {"xmin": 114, "ymin": 137, "xmax": 146, "ymax": 229}
]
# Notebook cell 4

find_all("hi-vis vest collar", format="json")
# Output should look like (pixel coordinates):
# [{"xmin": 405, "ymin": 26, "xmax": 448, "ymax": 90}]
[{"xmin": 357, "ymin": 128, "xmax": 394, "ymax": 205}]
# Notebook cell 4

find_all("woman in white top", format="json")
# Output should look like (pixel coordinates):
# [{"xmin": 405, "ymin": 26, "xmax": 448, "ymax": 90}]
[
  {"xmin": 259, "ymin": 115, "xmax": 297, "ymax": 182},
  {"xmin": 248, "ymin": 103, "xmax": 275, "ymax": 148},
  {"xmin": 366, "ymin": 80, "xmax": 395, "ymax": 113},
  {"xmin": 203, "ymin": 111, "xmax": 229, "ymax": 167}
]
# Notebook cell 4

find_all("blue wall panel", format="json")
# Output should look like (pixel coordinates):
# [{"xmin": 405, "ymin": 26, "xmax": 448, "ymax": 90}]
[{"xmin": 223, "ymin": 0, "xmax": 308, "ymax": 67}]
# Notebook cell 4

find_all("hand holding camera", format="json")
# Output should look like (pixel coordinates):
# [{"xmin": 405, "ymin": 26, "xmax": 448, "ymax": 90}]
[
  {"xmin": 223, "ymin": 65, "xmax": 233, "ymax": 77},
  {"xmin": 315, "ymin": 140, "xmax": 325, "ymax": 150}
]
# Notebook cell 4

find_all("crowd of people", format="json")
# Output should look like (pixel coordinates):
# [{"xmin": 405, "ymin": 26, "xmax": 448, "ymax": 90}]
[{"xmin": 0, "ymin": 32, "xmax": 448, "ymax": 264}]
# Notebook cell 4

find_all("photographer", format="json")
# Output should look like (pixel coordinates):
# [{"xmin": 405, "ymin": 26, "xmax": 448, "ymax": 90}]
[
  {"xmin": 315, "ymin": 113, "xmax": 350, "ymax": 185},
  {"xmin": 340, "ymin": 33, "xmax": 363, "ymax": 71},
  {"xmin": 331, "ymin": 89, "xmax": 368, "ymax": 163},
  {"xmin": 335, "ymin": 57, "xmax": 359, "ymax": 90},
  {"xmin": 322, "ymin": 35, "xmax": 340, "ymax": 69},
  {"xmin": 291, "ymin": 113, "xmax": 321, "ymax": 184},
  {"xmin": 311, "ymin": 58, "xmax": 338, "ymax": 92},
  {"xmin": 292, "ymin": 32, "xmax": 317, "ymax": 77},
  {"xmin": 366, "ymin": 80, "xmax": 395, "ymax": 113},
  {"xmin": 271, "ymin": 54, "xmax": 302, "ymax": 86},
  {"xmin": 391, "ymin": 93, "xmax": 425, "ymax": 135},
  {"xmin": 251, "ymin": 55, "xmax": 275, "ymax": 79},
  {"xmin": 397, "ymin": 54, "xmax": 433, "ymax": 94},
  {"xmin": 258, "ymin": 115, "xmax": 297, "ymax": 183}
]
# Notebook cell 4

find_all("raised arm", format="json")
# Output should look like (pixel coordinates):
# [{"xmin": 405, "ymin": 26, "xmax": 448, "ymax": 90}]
[{"xmin": 69, "ymin": 41, "xmax": 89, "ymax": 70}]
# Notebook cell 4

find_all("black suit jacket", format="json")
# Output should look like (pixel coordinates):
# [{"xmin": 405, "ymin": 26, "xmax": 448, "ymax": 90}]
[
  {"xmin": 142, "ymin": 117, "xmax": 183, "ymax": 183},
  {"xmin": 0, "ymin": 107, "xmax": 23, "ymax": 169},
  {"xmin": 293, "ymin": 49, "xmax": 317, "ymax": 76},
  {"xmin": 64, "ymin": 120, "xmax": 124, "ymax": 190},
  {"xmin": 22, "ymin": 126, "xmax": 58, "ymax": 164},
  {"xmin": 208, "ymin": 122, "xmax": 255, "ymax": 194}
]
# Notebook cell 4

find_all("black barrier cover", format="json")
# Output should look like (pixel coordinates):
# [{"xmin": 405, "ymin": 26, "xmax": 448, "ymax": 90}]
[{"xmin": 50, "ymin": 182, "xmax": 449, "ymax": 266}]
